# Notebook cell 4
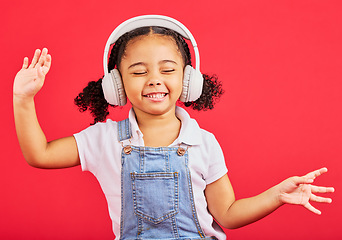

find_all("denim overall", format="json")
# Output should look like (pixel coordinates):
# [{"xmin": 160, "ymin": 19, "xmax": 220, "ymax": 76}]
[{"xmin": 118, "ymin": 119, "xmax": 216, "ymax": 240}]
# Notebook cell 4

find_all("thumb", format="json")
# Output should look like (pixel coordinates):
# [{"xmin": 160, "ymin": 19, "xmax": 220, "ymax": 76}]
[
  {"xmin": 36, "ymin": 66, "xmax": 46, "ymax": 87},
  {"xmin": 37, "ymin": 66, "xmax": 44, "ymax": 78}
]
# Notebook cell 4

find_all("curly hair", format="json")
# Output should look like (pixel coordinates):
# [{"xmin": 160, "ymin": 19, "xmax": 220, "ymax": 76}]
[{"xmin": 74, "ymin": 26, "xmax": 223, "ymax": 124}]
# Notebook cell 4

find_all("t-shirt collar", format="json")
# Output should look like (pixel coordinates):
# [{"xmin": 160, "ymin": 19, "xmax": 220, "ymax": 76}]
[{"xmin": 128, "ymin": 106, "xmax": 202, "ymax": 146}]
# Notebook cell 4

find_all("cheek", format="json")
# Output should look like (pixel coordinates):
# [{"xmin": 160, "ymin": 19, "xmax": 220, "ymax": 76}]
[
  {"xmin": 122, "ymin": 77, "xmax": 145, "ymax": 100},
  {"xmin": 123, "ymin": 81, "xmax": 138, "ymax": 96},
  {"xmin": 175, "ymin": 72, "xmax": 184, "ymax": 93}
]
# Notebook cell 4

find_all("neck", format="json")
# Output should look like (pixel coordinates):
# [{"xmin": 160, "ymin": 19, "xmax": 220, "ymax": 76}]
[
  {"xmin": 134, "ymin": 107, "xmax": 178, "ymax": 128},
  {"xmin": 132, "ymin": 106, "xmax": 181, "ymax": 147}
]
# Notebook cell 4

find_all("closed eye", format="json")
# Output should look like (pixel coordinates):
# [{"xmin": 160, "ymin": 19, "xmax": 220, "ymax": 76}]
[
  {"xmin": 162, "ymin": 69, "xmax": 175, "ymax": 73},
  {"xmin": 132, "ymin": 72, "xmax": 147, "ymax": 75}
]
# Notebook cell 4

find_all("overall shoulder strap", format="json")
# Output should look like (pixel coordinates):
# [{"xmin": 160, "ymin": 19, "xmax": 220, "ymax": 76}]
[{"xmin": 117, "ymin": 118, "xmax": 132, "ymax": 141}]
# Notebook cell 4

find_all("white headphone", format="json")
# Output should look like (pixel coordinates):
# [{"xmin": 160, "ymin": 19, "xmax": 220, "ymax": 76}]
[{"xmin": 102, "ymin": 15, "xmax": 204, "ymax": 106}]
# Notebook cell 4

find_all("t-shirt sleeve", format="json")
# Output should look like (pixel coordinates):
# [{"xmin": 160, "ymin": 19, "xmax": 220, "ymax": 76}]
[
  {"xmin": 74, "ymin": 125, "xmax": 99, "ymax": 174},
  {"xmin": 73, "ymin": 121, "xmax": 117, "ymax": 175},
  {"xmin": 204, "ymin": 133, "xmax": 228, "ymax": 185}
]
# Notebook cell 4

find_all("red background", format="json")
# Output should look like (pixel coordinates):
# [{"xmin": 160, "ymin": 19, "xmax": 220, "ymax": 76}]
[{"xmin": 2, "ymin": 0, "xmax": 341, "ymax": 239}]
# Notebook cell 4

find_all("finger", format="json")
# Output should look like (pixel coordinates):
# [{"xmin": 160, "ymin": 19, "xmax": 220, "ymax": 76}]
[
  {"xmin": 303, "ymin": 167, "xmax": 328, "ymax": 181},
  {"xmin": 304, "ymin": 202, "xmax": 321, "ymax": 215},
  {"xmin": 37, "ymin": 48, "xmax": 48, "ymax": 67},
  {"xmin": 291, "ymin": 176, "xmax": 314, "ymax": 186},
  {"xmin": 39, "ymin": 54, "xmax": 52, "ymax": 76},
  {"xmin": 310, "ymin": 193, "xmax": 333, "ymax": 203},
  {"xmin": 311, "ymin": 185, "xmax": 335, "ymax": 194},
  {"xmin": 29, "ymin": 49, "xmax": 41, "ymax": 68},
  {"xmin": 43, "ymin": 54, "xmax": 52, "ymax": 71},
  {"xmin": 22, "ymin": 57, "xmax": 29, "ymax": 69}
]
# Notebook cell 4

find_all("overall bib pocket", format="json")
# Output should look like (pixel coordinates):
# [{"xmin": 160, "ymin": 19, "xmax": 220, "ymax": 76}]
[{"xmin": 131, "ymin": 172, "xmax": 179, "ymax": 224}]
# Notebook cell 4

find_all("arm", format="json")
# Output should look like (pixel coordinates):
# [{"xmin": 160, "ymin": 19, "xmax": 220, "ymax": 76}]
[
  {"xmin": 13, "ymin": 48, "xmax": 80, "ymax": 169},
  {"xmin": 205, "ymin": 168, "xmax": 334, "ymax": 229}
]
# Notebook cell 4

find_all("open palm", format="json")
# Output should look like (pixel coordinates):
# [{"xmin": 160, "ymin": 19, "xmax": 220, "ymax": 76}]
[
  {"xmin": 278, "ymin": 167, "xmax": 334, "ymax": 215},
  {"xmin": 13, "ymin": 48, "xmax": 51, "ymax": 98}
]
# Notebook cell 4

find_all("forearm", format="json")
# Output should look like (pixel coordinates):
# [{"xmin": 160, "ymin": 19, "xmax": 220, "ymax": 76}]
[
  {"xmin": 221, "ymin": 185, "xmax": 283, "ymax": 229},
  {"xmin": 13, "ymin": 96, "xmax": 50, "ymax": 167}
]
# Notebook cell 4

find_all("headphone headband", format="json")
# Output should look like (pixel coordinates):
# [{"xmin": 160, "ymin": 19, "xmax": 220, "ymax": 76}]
[{"xmin": 103, "ymin": 15, "xmax": 200, "ymax": 74}]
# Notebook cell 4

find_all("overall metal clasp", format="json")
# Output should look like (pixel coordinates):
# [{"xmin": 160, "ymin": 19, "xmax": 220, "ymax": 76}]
[
  {"xmin": 121, "ymin": 138, "xmax": 132, "ymax": 155},
  {"xmin": 123, "ymin": 145, "xmax": 132, "ymax": 155},
  {"xmin": 177, "ymin": 144, "xmax": 190, "ymax": 156}
]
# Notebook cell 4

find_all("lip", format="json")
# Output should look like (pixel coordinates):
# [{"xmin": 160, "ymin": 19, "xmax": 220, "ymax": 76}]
[{"xmin": 143, "ymin": 92, "xmax": 168, "ymax": 102}]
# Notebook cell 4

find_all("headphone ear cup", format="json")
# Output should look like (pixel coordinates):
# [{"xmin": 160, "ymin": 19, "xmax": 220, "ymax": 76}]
[
  {"xmin": 180, "ymin": 65, "xmax": 204, "ymax": 102},
  {"xmin": 102, "ymin": 69, "xmax": 127, "ymax": 106}
]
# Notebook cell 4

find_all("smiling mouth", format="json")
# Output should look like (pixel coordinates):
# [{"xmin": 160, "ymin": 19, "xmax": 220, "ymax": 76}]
[{"xmin": 143, "ymin": 93, "xmax": 168, "ymax": 99}]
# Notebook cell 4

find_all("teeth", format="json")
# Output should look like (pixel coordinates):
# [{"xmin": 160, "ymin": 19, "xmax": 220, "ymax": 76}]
[{"xmin": 146, "ymin": 93, "xmax": 166, "ymax": 98}]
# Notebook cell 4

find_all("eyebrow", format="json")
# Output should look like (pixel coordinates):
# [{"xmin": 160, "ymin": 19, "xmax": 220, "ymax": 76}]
[
  {"xmin": 128, "ymin": 62, "xmax": 145, "ymax": 69},
  {"xmin": 128, "ymin": 60, "xmax": 178, "ymax": 69}
]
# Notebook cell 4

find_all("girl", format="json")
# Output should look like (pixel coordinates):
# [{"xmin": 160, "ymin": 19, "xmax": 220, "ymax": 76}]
[{"xmin": 13, "ymin": 15, "xmax": 334, "ymax": 239}]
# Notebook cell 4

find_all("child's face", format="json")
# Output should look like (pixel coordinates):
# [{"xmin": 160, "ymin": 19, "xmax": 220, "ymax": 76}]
[{"xmin": 119, "ymin": 34, "xmax": 184, "ymax": 117}]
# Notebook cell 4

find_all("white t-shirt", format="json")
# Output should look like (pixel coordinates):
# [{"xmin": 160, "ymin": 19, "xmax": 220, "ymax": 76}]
[{"xmin": 74, "ymin": 107, "xmax": 228, "ymax": 239}]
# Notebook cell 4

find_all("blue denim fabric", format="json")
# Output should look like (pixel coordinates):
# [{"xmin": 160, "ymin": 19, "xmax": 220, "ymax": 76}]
[{"xmin": 118, "ymin": 119, "xmax": 217, "ymax": 240}]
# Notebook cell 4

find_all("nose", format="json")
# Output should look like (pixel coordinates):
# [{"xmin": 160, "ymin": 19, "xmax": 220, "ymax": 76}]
[
  {"xmin": 146, "ymin": 72, "xmax": 162, "ymax": 86},
  {"xmin": 148, "ymin": 81, "xmax": 161, "ymax": 86}
]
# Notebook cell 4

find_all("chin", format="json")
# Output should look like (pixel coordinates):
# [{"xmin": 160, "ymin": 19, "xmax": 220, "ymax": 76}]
[{"xmin": 145, "ymin": 106, "xmax": 176, "ymax": 116}]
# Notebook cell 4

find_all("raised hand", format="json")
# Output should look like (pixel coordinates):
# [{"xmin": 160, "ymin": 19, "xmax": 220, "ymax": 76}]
[
  {"xmin": 278, "ymin": 167, "xmax": 334, "ymax": 215},
  {"xmin": 13, "ymin": 48, "xmax": 51, "ymax": 99}
]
